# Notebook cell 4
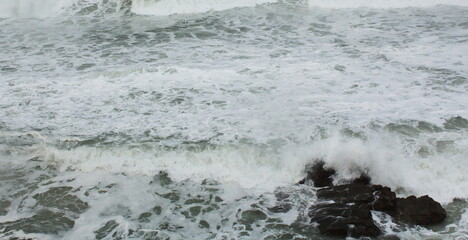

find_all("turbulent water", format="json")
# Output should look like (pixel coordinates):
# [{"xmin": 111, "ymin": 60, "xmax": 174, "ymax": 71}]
[{"xmin": 0, "ymin": 0, "xmax": 467, "ymax": 239}]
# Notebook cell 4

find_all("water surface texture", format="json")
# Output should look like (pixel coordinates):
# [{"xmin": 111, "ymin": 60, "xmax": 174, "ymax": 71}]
[{"xmin": 0, "ymin": 0, "xmax": 467, "ymax": 239}]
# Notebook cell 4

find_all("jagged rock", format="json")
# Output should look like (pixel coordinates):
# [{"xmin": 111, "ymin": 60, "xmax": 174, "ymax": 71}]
[
  {"xmin": 316, "ymin": 184, "xmax": 396, "ymax": 211},
  {"xmin": 372, "ymin": 185, "xmax": 396, "ymax": 211},
  {"xmin": 317, "ymin": 183, "xmax": 374, "ymax": 204},
  {"xmin": 302, "ymin": 163, "xmax": 446, "ymax": 239},
  {"xmin": 301, "ymin": 161, "xmax": 336, "ymax": 187},
  {"xmin": 392, "ymin": 195, "xmax": 446, "ymax": 225},
  {"xmin": 309, "ymin": 203, "xmax": 381, "ymax": 238},
  {"xmin": 351, "ymin": 174, "xmax": 371, "ymax": 185}
]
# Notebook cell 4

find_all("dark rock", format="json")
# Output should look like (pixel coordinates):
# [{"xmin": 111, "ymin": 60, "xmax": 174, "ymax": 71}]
[
  {"xmin": 392, "ymin": 195, "xmax": 446, "ymax": 225},
  {"xmin": 300, "ymin": 161, "xmax": 372, "ymax": 186},
  {"xmin": 316, "ymin": 184, "xmax": 396, "ymax": 211},
  {"xmin": 302, "ymin": 163, "xmax": 446, "ymax": 239},
  {"xmin": 378, "ymin": 235, "xmax": 401, "ymax": 240},
  {"xmin": 352, "ymin": 174, "xmax": 371, "ymax": 185},
  {"xmin": 303, "ymin": 161, "xmax": 336, "ymax": 187},
  {"xmin": 317, "ymin": 183, "xmax": 374, "ymax": 204},
  {"xmin": 371, "ymin": 185, "xmax": 396, "ymax": 211},
  {"xmin": 309, "ymin": 203, "xmax": 381, "ymax": 238}
]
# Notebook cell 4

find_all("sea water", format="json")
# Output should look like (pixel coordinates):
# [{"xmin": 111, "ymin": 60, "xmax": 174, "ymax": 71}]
[{"xmin": 0, "ymin": 0, "xmax": 467, "ymax": 239}]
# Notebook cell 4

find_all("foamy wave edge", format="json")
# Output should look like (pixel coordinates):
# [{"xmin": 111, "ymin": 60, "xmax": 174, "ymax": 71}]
[
  {"xmin": 14, "ymin": 135, "xmax": 466, "ymax": 203},
  {"xmin": 131, "ymin": 0, "xmax": 276, "ymax": 16}
]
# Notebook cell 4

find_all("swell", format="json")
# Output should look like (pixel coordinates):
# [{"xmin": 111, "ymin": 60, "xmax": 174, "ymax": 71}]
[{"xmin": 3, "ymin": 0, "xmax": 468, "ymax": 19}]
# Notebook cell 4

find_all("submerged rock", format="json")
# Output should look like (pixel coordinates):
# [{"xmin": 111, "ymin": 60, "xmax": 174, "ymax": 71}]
[
  {"xmin": 392, "ymin": 195, "xmax": 446, "ymax": 225},
  {"xmin": 309, "ymin": 203, "xmax": 381, "ymax": 238}
]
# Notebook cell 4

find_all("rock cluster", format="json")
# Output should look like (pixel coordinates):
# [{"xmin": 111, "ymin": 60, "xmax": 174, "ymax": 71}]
[
  {"xmin": 302, "ymin": 161, "xmax": 446, "ymax": 238},
  {"xmin": 391, "ymin": 195, "xmax": 446, "ymax": 225},
  {"xmin": 309, "ymin": 203, "xmax": 381, "ymax": 238}
]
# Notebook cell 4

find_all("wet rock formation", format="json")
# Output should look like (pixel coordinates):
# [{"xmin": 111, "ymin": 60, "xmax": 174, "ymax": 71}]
[
  {"xmin": 299, "ymin": 161, "xmax": 335, "ymax": 187},
  {"xmin": 309, "ymin": 203, "xmax": 381, "ymax": 238},
  {"xmin": 316, "ymin": 184, "xmax": 396, "ymax": 211},
  {"xmin": 304, "ymin": 161, "xmax": 446, "ymax": 238},
  {"xmin": 391, "ymin": 195, "xmax": 446, "ymax": 225}
]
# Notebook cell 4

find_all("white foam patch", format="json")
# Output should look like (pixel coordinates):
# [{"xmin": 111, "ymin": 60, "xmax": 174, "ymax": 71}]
[
  {"xmin": 131, "ymin": 0, "xmax": 276, "ymax": 15},
  {"xmin": 0, "ymin": 0, "xmax": 77, "ymax": 18},
  {"xmin": 25, "ymin": 127, "xmax": 468, "ymax": 203},
  {"xmin": 306, "ymin": 131, "xmax": 468, "ymax": 203},
  {"xmin": 457, "ymin": 210, "xmax": 468, "ymax": 239},
  {"xmin": 308, "ymin": 0, "xmax": 468, "ymax": 9},
  {"xmin": 36, "ymin": 144, "xmax": 308, "ymax": 192}
]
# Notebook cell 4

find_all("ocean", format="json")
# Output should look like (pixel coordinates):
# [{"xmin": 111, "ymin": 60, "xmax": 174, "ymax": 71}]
[{"xmin": 0, "ymin": 0, "xmax": 467, "ymax": 239}]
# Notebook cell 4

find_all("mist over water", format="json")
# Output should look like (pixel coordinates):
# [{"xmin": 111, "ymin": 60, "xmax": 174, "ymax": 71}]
[{"xmin": 1, "ymin": 0, "xmax": 467, "ymax": 239}]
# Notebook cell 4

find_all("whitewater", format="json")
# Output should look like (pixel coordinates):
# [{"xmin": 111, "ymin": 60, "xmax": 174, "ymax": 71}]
[{"xmin": 0, "ymin": 0, "xmax": 467, "ymax": 239}]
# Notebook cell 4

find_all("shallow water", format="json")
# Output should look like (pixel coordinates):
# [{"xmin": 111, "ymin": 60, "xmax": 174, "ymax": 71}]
[{"xmin": 0, "ymin": 0, "xmax": 467, "ymax": 239}]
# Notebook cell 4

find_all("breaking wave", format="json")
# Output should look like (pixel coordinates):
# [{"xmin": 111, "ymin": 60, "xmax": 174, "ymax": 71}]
[{"xmin": 4, "ymin": 122, "xmax": 467, "ymax": 204}]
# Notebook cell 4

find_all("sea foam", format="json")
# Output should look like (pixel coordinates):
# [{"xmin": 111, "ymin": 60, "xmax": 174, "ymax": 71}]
[
  {"xmin": 16, "ymin": 128, "xmax": 466, "ymax": 204},
  {"xmin": 131, "ymin": 0, "xmax": 276, "ymax": 16},
  {"xmin": 0, "ymin": 0, "xmax": 77, "ymax": 18}
]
